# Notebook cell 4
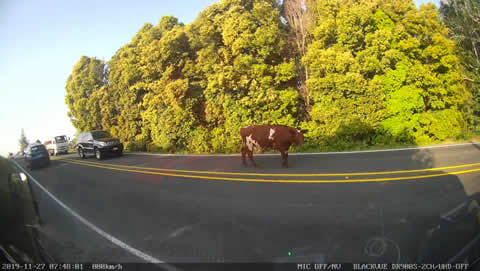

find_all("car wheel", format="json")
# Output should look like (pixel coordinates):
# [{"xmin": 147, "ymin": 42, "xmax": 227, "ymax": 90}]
[
  {"xmin": 117, "ymin": 149, "xmax": 123, "ymax": 157},
  {"xmin": 95, "ymin": 148, "xmax": 103, "ymax": 160},
  {"xmin": 78, "ymin": 148, "xmax": 85, "ymax": 159}
]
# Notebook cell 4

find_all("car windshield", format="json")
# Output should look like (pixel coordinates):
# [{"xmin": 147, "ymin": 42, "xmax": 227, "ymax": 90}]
[
  {"xmin": 30, "ymin": 145, "xmax": 45, "ymax": 153},
  {"xmin": 91, "ymin": 131, "xmax": 112, "ymax": 139},
  {"xmin": 55, "ymin": 136, "xmax": 67, "ymax": 143}
]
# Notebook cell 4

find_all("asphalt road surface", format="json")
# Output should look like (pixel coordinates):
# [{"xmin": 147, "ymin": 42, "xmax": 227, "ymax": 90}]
[{"xmin": 12, "ymin": 143, "xmax": 480, "ymax": 266}]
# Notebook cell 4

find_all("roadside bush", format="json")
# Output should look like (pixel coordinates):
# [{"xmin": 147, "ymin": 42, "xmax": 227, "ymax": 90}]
[
  {"xmin": 188, "ymin": 127, "xmax": 212, "ymax": 154},
  {"xmin": 124, "ymin": 141, "xmax": 146, "ymax": 152}
]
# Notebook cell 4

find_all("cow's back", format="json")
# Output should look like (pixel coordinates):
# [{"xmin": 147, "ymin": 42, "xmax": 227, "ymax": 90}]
[
  {"xmin": 241, "ymin": 125, "xmax": 294, "ymax": 149},
  {"xmin": 268, "ymin": 125, "xmax": 295, "ymax": 144}
]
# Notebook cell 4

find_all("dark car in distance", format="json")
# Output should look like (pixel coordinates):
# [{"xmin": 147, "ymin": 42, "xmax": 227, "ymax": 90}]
[
  {"xmin": 23, "ymin": 143, "xmax": 50, "ymax": 169},
  {"xmin": 76, "ymin": 130, "xmax": 123, "ymax": 160}
]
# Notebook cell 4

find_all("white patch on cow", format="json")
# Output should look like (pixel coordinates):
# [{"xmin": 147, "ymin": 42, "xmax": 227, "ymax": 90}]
[
  {"xmin": 268, "ymin": 128, "xmax": 276, "ymax": 140},
  {"xmin": 246, "ymin": 134, "xmax": 259, "ymax": 151},
  {"xmin": 246, "ymin": 134, "xmax": 253, "ymax": 151},
  {"xmin": 297, "ymin": 129, "xmax": 301, "ymax": 133}
]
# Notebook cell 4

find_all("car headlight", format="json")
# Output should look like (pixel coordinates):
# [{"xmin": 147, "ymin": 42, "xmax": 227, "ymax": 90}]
[{"xmin": 99, "ymin": 142, "xmax": 107, "ymax": 147}]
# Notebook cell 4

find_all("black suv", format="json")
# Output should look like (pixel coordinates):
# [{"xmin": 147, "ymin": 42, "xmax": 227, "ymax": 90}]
[{"xmin": 76, "ymin": 130, "xmax": 123, "ymax": 160}]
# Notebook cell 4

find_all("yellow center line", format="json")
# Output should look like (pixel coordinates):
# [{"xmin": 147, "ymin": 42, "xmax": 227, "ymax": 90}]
[
  {"xmin": 59, "ymin": 158, "xmax": 480, "ymax": 177},
  {"xmin": 61, "ymin": 159, "xmax": 480, "ymax": 183}
]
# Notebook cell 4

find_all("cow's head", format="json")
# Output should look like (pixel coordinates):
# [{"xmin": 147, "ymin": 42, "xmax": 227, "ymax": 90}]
[{"xmin": 291, "ymin": 128, "xmax": 307, "ymax": 145}]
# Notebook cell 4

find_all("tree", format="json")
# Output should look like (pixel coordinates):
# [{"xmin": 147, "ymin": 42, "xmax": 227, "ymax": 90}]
[
  {"xmin": 187, "ymin": 0, "xmax": 299, "ymax": 152},
  {"xmin": 106, "ymin": 23, "xmax": 154, "ymax": 147},
  {"xmin": 106, "ymin": 16, "xmax": 197, "ymax": 151},
  {"xmin": 440, "ymin": 0, "xmax": 480, "ymax": 130},
  {"xmin": 64, "ymin": 0, "xmax": 471, "ymax": 153},
  {"xmin": 440, "ymin": 0, "xmax": 480, "ymax": 65},
  {"xmin": 140, "ymin": 22, "xmax": 197, "ymax": 152},
  {"xmin": 281, "ymin": 0, "xmax": 313, "ymax": 110},
  {"xmin": 303, "ymin": 0, "xmax": 468, "ymax": 147},
  {"xmin": 65, "ymin": 56, "xmax": 107, "ymax": 132},
  {"xmin": 19, "ymin": 129, "xmax": 29, "ymax": 151}
]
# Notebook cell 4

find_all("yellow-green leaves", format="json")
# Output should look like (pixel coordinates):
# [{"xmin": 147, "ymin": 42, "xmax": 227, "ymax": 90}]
[
  {"xmin": 64, "ymin": 0, "xmax": 474, "ymax": 153},
  {"xmin": 65, "ymin": 56, "xmax": 106, "ymax": 132},
  {"xmin": 186, "ymin": 0, "xmax": 298, "ymax": 152},
  {"xmin": 303, "ymin": 0, "xmax": 468, "ymax": 147}
]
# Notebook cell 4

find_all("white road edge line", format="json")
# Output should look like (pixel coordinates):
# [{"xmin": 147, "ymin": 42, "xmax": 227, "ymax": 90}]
[
  {"xmin": 12, "ymin": 160, "xmax": 180, "ymax": 271},
  {"xmin": 127, "ymin": 142, "xmax": 480, "ymax": 157}
]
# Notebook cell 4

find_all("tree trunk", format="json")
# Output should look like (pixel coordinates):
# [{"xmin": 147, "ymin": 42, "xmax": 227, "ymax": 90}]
[
  {"xmin": 473, "ymin": 40, "xmax": 480, "ymax": 65},
  {"xmin": 305, "ymin": 66, "xmax": 310, "ymax": 107}
]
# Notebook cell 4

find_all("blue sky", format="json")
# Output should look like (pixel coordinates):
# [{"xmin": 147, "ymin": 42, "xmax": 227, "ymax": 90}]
[{"xmin": 0, "ymin": 0, "xmax": 438, "ymax": 156}]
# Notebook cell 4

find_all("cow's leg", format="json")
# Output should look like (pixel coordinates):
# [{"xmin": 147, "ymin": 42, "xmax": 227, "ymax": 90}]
[
  {"xmin": 248, "ymin": 150, "xmax": 258, "ymax": 167},
  {"xmin": 281, "ymin": 151, "xmax": 288, "ymax": 168},
  {"xmin": 241, "ymin": 145, "xmax": 248, "ymax": 167}
]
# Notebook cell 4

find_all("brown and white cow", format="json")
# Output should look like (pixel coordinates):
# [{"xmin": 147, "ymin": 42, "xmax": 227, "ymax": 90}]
[{"xmin": 240, "ymin": 125, "xmax": 306, "ymax": 168}]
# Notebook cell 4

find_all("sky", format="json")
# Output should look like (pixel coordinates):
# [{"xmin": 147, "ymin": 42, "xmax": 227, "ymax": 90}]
[{"xmin": 0, "ymin": 0, "xmax": 438, "ymax": 157}]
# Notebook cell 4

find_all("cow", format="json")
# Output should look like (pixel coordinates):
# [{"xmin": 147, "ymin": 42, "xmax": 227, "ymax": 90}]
[{"xmin": 240, "ymin": 125, "xmax": 307, "ymax": 168}]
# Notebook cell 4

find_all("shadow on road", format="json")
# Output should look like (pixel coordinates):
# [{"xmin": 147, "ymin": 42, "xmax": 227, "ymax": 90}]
[
  {"xmin": 152, "ymin": 148, "xmax": 478, "ymax": 264},
  {"xmin": 470, "ymin": 141, "xmax": 480, "ymax": 152}
]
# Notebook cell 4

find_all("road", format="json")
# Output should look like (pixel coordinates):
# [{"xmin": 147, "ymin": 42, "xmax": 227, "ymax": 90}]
[{"xmin": 12, "ymin": 143, "xmax": 480, "ymax": 265}]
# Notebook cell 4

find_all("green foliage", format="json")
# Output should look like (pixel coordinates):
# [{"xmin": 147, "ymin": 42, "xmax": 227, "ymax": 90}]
[
  {"xmin": 64, "ymin": 0, "xmax": 473, "ymax": 153},
  {"xmin": 65, "ymin": 56, "xmax": 107, "ymax": 132},
  {"xmin": 304, "ymin": 0, "xmax": 468, "ymax": 147},
  {"xmin": 105, "ymin": 17, "xmax": 196, "ymax": 151},
  {"xmin": 184, "ymin": 0, "xmax": 298, "ymax": 152},
  {"xmin": 440, "ymin": 0, "xmax": 480, "ymax": 132}
]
